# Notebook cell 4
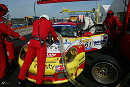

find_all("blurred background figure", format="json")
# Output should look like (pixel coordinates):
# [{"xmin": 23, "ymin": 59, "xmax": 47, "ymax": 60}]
[
  {"xmin": 82, "ymin": 16, "xmax": 94, "ymax": 31},
  {"xmin": 8, "ymin": 19, "xmax": 13, "ymax": 29}
]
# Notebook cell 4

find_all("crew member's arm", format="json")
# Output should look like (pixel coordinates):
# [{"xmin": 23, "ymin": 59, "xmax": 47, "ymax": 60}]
[
  {"xmin": 114, "ymin": 16, "xmax": 122, "ymax": 32},
  {"xmin": 0, "ymin": 23, "xmax": 26, "ymax": 40},
  {"xmin": 49, "ymin": 24, "xmax": 58, "ymax": 42},
  {"xmin": 103, "ymin": 17, "xmax": 110, "ymax": 34}
]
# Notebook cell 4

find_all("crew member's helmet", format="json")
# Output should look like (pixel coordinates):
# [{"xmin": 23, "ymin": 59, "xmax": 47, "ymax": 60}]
[
  {"xmin": 0, "ymin": 4, "xmax": 8, "ymax": 16},
  {"xmin": 40, "ymin": 14, "xmax": 49, "ymax": 20},
  {"xmin": 107, "ymin": 10, "xmax": 114, "ymax": 16}
]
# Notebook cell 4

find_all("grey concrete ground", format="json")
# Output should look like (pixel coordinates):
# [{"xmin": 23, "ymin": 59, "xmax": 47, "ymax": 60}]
[{"xmin": 14, "ymin": 27, "xmax": 33, "ymax": 36}]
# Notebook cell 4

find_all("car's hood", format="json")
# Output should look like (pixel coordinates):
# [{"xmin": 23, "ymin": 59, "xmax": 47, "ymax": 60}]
[{"xmin": 46, "ymin": 37, "xmax": 82, "ymax": 57}]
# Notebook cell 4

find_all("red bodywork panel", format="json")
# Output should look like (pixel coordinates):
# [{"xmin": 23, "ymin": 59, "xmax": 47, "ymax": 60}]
[
  {"xmin": 120, "ymin": 0, "xmax": 130, "ymax": 60},
  {"xmin": 37, "ymin": 0, "xmax": 96, "ymax": 4},
  {"xmin": 120, "ymin": 32, "xmax": 130, "ymax": 60}
]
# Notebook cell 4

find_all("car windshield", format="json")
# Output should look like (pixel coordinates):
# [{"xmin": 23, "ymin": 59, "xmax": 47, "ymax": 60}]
[{"xmin": 53, "ymin": 25, "xmax": 78, "ymax": 37}]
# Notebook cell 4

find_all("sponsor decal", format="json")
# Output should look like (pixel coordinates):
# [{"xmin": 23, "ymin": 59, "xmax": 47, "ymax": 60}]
[
  {"xmin": 47, "ymin": 53, "xmax": 56, "ymax": 57},
  {"xmin": 78, "ymin": 55, "xmax": 85, "ymax": 61},
  {"xmin": 34, "ymin": 63, "xmax": 55, "ymax": 70},
  {"xmin": 46, "ymin": 61, "xmax": 56, "ymax": 63},
  {"xmin": 34, "ymin": 63, "xmax": 37, "ymax": 68},
  {"xmin": 94, "ymin": 40, "xmax": 107, "ymax": 46},
  {"xmin": 46, "ymin": 64, "xmax": 55, "ymax": 70},
  {"xmin": 55, "ymin": 65, "xmax": 64, "ymax": 72},
  {"xmin": 56, "ymin": 43, "xmax": 60, "ymax": 45},
  {"xmin": 77, "ymin": 45, "xmax": 83, "ymax": 48},
  {"xmin": 85, "ymin": 47, "xmax": 92, "ymax": 51},
  {"xmin": 82, "ymin": 39, "xmax": 90, "ymax": 42},
  {"xmin": 53, "ymin": 25, "xmax": 74, "ymax": 27},
  {"xmin": 64, "ymin": 42, "xmax": 71, "ymax": 44},
  {"xmin": 47, "ymin": 53, "xmax": 61, "ymax": 57},
  {"xmin": 48, "ymin": 45, "xmax": 59, "ymax": 51},
  {"xmin": 49, "ymin": 46, "xmax": 58, "ymax": 50},
  {"xmin": 82, "ymin": 39, "xmax": 94, "ymax": 48},
  {"xmin": 68, "ymin": 66, "xmax": 77, "ymax": 71},
  {"xmin": 79, "ymin": 60, "xmax": 85, "ymax": 66},
  {"xmin": 53, "ymin": 58, "xmax": 59, "ymax": 61},
  {"xmin": 63, "ymin": 39, "xmax": 72, "ymax": 44},
  {"xmin": 84, "ymin": 41, "xmax": 94, "ymax": 48}
]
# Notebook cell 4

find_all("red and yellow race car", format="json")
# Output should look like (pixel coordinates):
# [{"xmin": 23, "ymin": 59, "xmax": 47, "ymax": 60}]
[{"xmin": 18, "ymin": 22, "xmax": 109, "ymax": 85}]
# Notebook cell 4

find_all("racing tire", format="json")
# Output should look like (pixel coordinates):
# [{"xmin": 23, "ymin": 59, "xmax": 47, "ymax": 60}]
[
  {"xmin": 84, "ymin": 52, "xmax": 122, "ymax": 86},
  {"xmin": 76, "ymin": 52, "xmax": 122, "ymax": 87}
]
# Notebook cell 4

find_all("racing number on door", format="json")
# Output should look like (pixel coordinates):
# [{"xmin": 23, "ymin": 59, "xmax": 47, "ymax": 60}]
[{"xmin": 84, "ymin": 40, "xmax": 93, "ymax": 48}]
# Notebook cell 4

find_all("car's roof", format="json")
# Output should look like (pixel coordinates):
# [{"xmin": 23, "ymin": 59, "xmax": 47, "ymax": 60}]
[{"xmin": 52, "ymin": 22, "xmax": 77, "ymax": 26}]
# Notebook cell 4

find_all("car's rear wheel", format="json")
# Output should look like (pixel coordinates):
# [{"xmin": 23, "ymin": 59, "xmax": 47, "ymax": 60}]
[
  {"xmin": 86, "ymin": 52, "xmax": 122, "ymax": 86},
  {"xmin": 92, "ymin": 61, "xmax": 118, "ymax": 85},
  {"xmin": 75, "ymin": 52, "xmax": 122, "ymax": 87}
]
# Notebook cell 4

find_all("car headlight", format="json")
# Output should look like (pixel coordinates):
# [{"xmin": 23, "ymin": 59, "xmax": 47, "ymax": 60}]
[
  {"xmin": 19, "ymin": 45, "xmax": 28, "ymax": 60},
  {"xmin": 65, "ymin": 47, "xmax": 77, "ymax": 63}
]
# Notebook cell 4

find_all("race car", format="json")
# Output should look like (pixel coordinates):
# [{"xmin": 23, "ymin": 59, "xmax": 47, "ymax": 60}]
[{"xmin": 18, "ymin": 22, "xmax": 108, "ymax": 85}]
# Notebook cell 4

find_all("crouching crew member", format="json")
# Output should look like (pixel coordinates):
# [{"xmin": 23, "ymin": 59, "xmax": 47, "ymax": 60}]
[
  {"xmin": 0, "ymin": 4, "xmax": 26, "ymax": 85},
  {"xmin": 18, "ymin": 14, "xmax": 58, "ymax": 87}
]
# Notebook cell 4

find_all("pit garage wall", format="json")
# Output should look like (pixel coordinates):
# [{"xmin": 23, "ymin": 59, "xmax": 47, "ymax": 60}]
[
  {"xmin": 108, "ymin": 0, "xmax": 128, "ymax": 24},
  {"xmin": 116, "ymin": 12, "xmax": 127, "ymax": 24},
  {"xmin": 109, "ymin": 0, "xmax": 128, "ymax": 13}
]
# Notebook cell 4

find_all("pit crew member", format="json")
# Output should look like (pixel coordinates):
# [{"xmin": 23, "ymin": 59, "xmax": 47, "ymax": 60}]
[
  {"xmin": 103, "ymin": 10, "xmax": 122, "ymax": 48},
  {"xmin": 0, "ymin": 4, "xmax": 26, "ymax": 85},
  {"xmin": 18, "ymin": 14, "xmax": 58, "ymax": 87}
]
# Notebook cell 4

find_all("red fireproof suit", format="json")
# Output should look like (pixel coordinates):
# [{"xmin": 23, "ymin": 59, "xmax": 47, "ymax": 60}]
[
  {"xmin": 103, "ymin": 15, "xmax": 122, "ymax": 47},
  {"xmin": 0, "ymin": 17, "xmax": 20, "ymax": 79},
  {"xmin": 18, "ymin": 18, "xmax": 58, "ymax": 84}
]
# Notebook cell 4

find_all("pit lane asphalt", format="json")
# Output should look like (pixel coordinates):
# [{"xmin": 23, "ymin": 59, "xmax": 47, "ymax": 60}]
[{"xmin": 0, "ymin": 27, "xmax": 111, "ymax": 87}]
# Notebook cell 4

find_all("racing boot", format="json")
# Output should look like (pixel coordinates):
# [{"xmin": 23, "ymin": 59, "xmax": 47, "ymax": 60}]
[
  {"xmin": 17, "ymin": 79, "xmax": 27, "ymax": 87},
  {"xmin": 0, "ymin": 78, "xmax": 7, "ymax": 86}
]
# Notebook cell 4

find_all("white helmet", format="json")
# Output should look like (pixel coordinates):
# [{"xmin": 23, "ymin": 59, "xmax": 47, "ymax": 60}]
[{"xmin": 40, "ymin": 14, "xmax": 49, "ymax": 20}]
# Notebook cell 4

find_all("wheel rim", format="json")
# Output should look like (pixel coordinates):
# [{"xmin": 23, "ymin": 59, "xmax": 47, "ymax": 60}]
[{"xmin": 92, "ymin": 62, "xmax": 118, "ymax": 84}]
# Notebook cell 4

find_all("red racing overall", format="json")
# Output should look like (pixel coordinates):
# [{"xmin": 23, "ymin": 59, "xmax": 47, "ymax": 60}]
[
  {"xmin": 18, "ymin": 17, "xmax": 58, "ymax": 84},
  {"xmin": 103, "ymin": 15, "xmax": 122, "ymax": 47},
  {"xmin": 0, "ymin": 17, "xmax": 22, "ymax": 79}
]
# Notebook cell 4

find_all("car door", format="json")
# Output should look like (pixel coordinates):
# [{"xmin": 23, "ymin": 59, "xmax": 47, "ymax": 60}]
[{"xmin": 82, "ymin": 34, "xmax": 108, "ymax": 52}]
